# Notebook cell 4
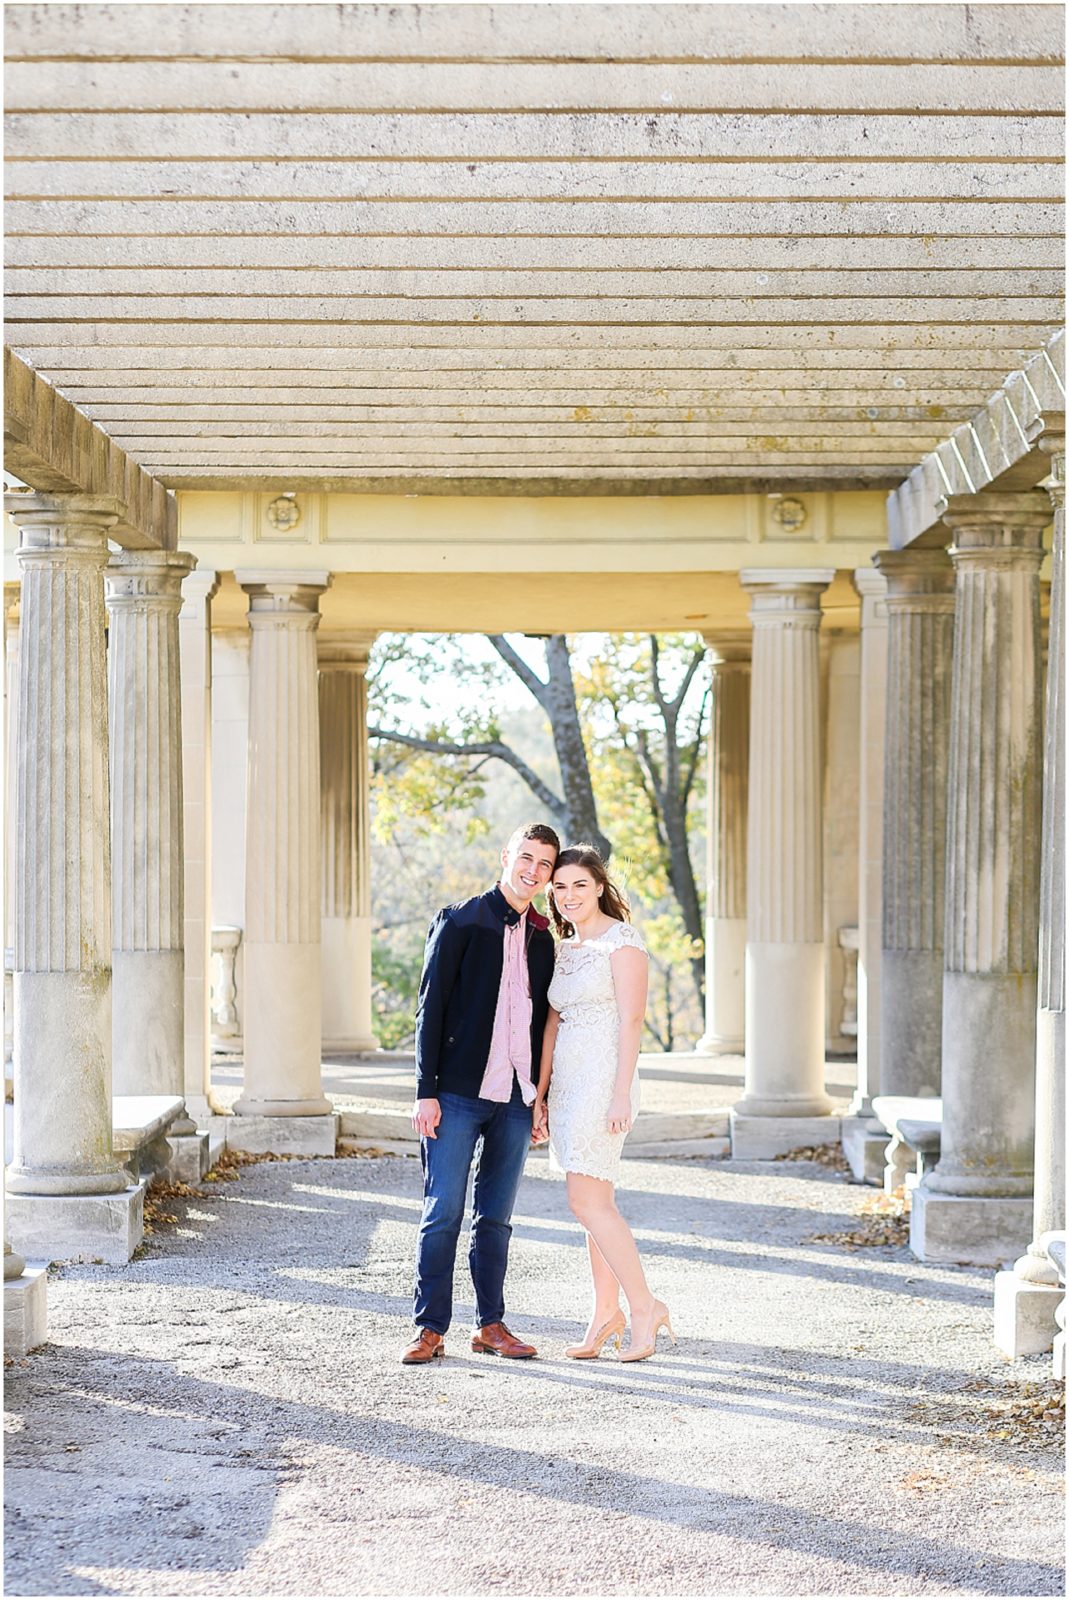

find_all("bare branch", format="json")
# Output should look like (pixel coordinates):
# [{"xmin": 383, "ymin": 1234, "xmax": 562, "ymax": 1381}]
[
  {"xmin": 487, "ymin": 635, "xmax": 551, "ymax": 710},
  {"xmin": 368, "ymin": 725, "xmax": 566, "ymax": 820}
]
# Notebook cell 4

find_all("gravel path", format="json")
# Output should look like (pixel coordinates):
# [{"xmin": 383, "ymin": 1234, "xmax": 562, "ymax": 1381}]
[{"xmin": 4, "ymin": 1150, "xmax": 1064, "ymax": 1597}]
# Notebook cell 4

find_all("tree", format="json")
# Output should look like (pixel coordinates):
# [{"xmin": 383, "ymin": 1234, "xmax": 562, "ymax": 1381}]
[
  {"xmin": 368, "ymin": 634, "xmax": 609, "ymax": 857},
  {"xmin": 367, "ymin": 629, "xmax": 710, "ymax": 1032}
]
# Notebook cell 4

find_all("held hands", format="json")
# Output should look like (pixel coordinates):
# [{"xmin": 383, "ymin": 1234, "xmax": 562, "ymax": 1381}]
[
  {"xmin": 412, "ymin": 1097, "xmax": 442, "ymax": 1140},
  {"xmin": 607, "ymin": 1090, "xmax": 633, "ymax": 1136},
  {"xmin": 531, "ymin": 1095, "xmax": 550, "ymax": 1146}
]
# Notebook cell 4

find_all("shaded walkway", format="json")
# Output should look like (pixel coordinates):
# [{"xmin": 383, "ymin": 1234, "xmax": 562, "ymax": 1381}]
[{"xmin": 4, "ymin": 1152, "xmax": 1063, "ymax": 1597}]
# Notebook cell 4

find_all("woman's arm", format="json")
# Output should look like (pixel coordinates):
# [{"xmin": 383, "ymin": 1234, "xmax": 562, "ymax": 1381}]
[
  {"xmin": 607, "ymin": 946, "xmax": 648, "ymax": 1132},
  {"xmin": 536, "ymin": 1007, "xmax": 560, "ymax": 1099}
]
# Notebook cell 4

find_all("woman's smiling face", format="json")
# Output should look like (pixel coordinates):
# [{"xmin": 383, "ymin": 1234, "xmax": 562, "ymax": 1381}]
[{"xmin": 551, "ymin": 863, "xmax": 602, "ymax": 926}]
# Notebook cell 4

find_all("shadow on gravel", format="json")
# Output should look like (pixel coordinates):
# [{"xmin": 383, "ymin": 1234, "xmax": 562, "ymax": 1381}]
[{"xmin": 5, "ymin": 1348, "xmax": 1062, "ymax": 1599}]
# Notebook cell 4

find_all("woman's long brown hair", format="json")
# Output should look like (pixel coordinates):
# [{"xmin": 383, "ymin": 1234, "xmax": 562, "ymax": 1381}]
[{"xmin": 548, "ymin": 845, "xmax": 631, "ymax": 941}]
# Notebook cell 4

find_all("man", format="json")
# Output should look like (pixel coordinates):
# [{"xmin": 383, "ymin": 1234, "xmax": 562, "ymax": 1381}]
[{"xmin": 402, "ymin": 821, "xmax": 560, "ymax": 1365}]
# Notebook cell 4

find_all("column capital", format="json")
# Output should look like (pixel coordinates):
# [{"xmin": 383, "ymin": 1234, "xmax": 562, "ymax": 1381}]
[
  {"xmin": 937, "ymin": 489, "xmax": 1051, "ymax": 554},
  {"xmin": 105, "ymin": 549, "xmax": 196, "ymax": 612},
  {"xmin": 7, "ymin": 491, "xmax": 122, "ymax": 558},
  {"xmin": 873, "ymin": 548, "xmax": 956, "ymax": 607},
  {"xmin": 235, "ymin": 569, "xmax": 331, "ymax": 616},
  {"xmin": 852, "ymin": 567, "xmax": 888, "ymax": 602},
  {"xmin": 741, "ymin": 568, "xmax": 834, "ymax": 627},
  {"xmin": 701, "ymin": 629, "xmax": 750, "ymax": 666},
  {"xmin": 318, "ymin": 630, "xmax": 377, "ymax": 671},
  {"xmin": 180, "ymin": 568, "xmax": 220, "ymax": 610}
]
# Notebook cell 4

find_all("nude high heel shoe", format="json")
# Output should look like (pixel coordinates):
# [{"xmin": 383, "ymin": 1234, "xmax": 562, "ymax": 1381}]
[
  {"xmin": 564, "ymin": 1309, "xmax": 626, "ymax": 1359},
  {"xmin": 620, "ymin": 1300, "xmax": 676, "ymax": 1362}
]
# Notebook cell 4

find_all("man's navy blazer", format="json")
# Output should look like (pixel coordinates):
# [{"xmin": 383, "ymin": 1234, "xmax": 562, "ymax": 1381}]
[{"xmin": 414, "ymin": 885, "xmax": 555, "ymax": 1100}]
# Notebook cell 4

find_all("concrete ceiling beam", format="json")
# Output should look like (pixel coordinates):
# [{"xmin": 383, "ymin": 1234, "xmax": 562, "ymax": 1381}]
[
  {"xmin": 6, "ymin": 111, "xmax": 1058, "ymax": 162},
  {"xmin": 6, "ymin": 61, "xmax": 1063, "ymax": 114},
  {"xmin": 7, "ymin": 295, "xmax": 1061, "ymax": 328},
  {"xmin": 9, "ymin": 268, "xmax": 1064, "ymax": 301},
  {"xmin": 887, "ymin": 330, "xmax": 1065, "ymax": 546},
  {"xmin": 8, "ymin": 4, "xmax": 1061, "ymax": 64},
  {"xmin": 6, "ymin": 158, "xmax": 1061, "ymax": 203},
  {"xmin": 8, "ymin": 198, "xmax": 1061, "ymax": 236},
  {"xmin": 11, "ymin": 323, "xmax": 1051, "ymax": 351},
  {"xmin": 2, "ymin": 348, "xmax": 172, "ymax": 548},
  {"xmin": 84, "ymin": 404, "xmax": 988, "ymax": 425},
  {"xmin": 10, "ymin": 235, "xmax": 1061, "ymax": 271}
]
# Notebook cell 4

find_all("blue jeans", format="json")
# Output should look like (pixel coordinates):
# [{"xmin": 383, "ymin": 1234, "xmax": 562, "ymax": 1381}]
[{"xmin": 413, "ymin": 1088, "xmax": 532, "ymax": 1334}]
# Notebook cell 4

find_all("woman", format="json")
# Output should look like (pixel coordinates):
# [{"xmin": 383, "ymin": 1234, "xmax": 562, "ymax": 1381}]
[{"xmin": 533, "ymin": 846, "xmax": 674, "ymax": 1362}]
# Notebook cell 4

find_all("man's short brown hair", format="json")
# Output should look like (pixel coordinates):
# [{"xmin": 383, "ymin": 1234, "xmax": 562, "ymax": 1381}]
[{"xmin": 505, "ymin": 821, "xmax": 561, "ymax": 860}]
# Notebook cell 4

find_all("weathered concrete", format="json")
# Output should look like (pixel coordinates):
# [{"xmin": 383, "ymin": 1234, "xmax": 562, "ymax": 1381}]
[
  {"xmin": 225, "ymin": 1114, "xmax": 338, "ymax": 1159},
  {"xmin": 3, "ymin": 1261, "xmax": 47, "ymax": 1357},
  {"xmin": 730, "ymin": 1113, "xmax": 843, "ymax": 1162},
  {"xmin": 6, "ymin": 1185, "xmax": 143, "ymax": 1268}
]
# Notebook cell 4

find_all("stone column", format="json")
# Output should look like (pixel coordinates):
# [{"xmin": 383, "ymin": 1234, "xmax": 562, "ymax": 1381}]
[
  {"xmin": 995, "ymin": 429, "xmax": 1066, "ymax": 1352},
  {"xmin": 731, "ymin": 569, "xmax": 836, "ymax": 1159},
  {"xmin": 842, "ymin": 567, "xmax": 890, "ymax": 1182},
  {"xmin": 231, "ymin": 571, "xmax": 336, "ymax": 1155},
  {"xmin": 105, "ymin": 550, "xmax": 208, "ymax": 1182},
  {"xmin": 319, "ymin": 632, "xmax": 378, "ymax": 1053},
  {"xmin": 4, "ymin": 493, "xmax": 140, "ymax": 1267},
  {"xmin": 178, "ymin": 569, "xmax": 223, "ymax": 1124},
  {"xmin": 4, "ymin": 586, "xmax": 19, "ymax": 1096},
  {"xmin": 875, "ymin": 548, "xmax": 956, "ymax": 1116},
  {"xmin": 911, "ymin": 491, "xmax": 1050, "ymax": 1265},
  {"xmin": 696, "ymin": 632, "xmax": 749, "ymax": 1055}
]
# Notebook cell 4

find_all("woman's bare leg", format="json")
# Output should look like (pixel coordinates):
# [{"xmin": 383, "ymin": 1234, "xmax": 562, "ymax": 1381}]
[
  {"xmin": 580, "ymin": 1231, "xmax": 622, "ymax": 1340},
  {"xmin": 566, "ymin": 1173, "xmax": 655, "ymax": 1321}
]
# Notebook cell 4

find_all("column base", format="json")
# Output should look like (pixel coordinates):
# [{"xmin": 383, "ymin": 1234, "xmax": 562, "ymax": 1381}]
[
  {"xmin": 166, "ymin": 1131, "xmax": 210, "ymax": 1184},
  {"xmin": 322, "ymin": 1038, "xmax": 380, "ymax": 1056},
  {"xmin": 992, "ymin": 1270, "xmax": 1062, "ymax": 1358},
  {"xmin": 694, "ymin": 1034, "xmax": 744, "ymax": 1056},
  {"xmin": 4, "ymin": 1263, "xmax": 48, "ymax": 1357},
  {"xmin": 6, "ymin": 1185, "xmax": 144, "ymax": 1266},
  {"xmin": 730, "ymin": 1111, "xmax": 840, "ymax": 1161},
  {"xmin": 841, "ymin": 1115, "xmax": 887, "ymax": 1185},
  {"xmin": 225, "ymin": 1113, "xmax": 338, "ymax": 1158},
  {"xmin": 909, "ymin": 1185, "xmax": 1033, "ymax": 1267},
  {"xmin": 233, "ymin": 1094, "xmax": 332, "ymax": 1118}
]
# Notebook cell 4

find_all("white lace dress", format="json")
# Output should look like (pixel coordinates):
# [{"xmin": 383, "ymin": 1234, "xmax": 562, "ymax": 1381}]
[{"xmin": 546, "ymin": 920, "xmax": 647, "ymax": 1182}]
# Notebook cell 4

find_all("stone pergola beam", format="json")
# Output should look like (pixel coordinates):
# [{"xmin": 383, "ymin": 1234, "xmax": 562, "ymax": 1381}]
[
  {"xmin": 11, "ymin": 238, "xmax": 1061, "ymax": 272},
  {"xmin": 3, "ymin": 351, "xmax": 173, "ymax": 551},
  {"xmin": 8, "ymin": 4, "xmax": 1059, "ymax": 63},
  {"xmin": 888, "ymin": 332, "xmax": 1066, "ymax": 548}
]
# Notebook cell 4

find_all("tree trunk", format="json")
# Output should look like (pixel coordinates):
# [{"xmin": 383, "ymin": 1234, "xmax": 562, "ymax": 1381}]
[{"xmin": 542, "ymin": 636, "xmax": 613, "ymax": 859}]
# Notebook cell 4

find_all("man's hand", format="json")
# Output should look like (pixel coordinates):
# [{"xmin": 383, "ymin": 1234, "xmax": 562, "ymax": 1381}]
[{"xmin": 412, "ymin": 1097, "xmax": 442, "ymax": 1140}]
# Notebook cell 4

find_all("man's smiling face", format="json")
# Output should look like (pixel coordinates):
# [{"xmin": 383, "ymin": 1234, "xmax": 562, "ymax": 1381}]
[{"xmin": 500, "ymin": 833, "xmax": 557, "ymax": 909}]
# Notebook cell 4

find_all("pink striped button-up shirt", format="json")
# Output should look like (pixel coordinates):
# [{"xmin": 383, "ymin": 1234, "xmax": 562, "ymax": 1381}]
[{"xmin": 478, "ymin": 907, "xmax": 536, "ymax": 1104}]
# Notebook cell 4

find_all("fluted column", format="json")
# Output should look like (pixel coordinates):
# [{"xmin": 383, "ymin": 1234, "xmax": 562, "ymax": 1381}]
[
  {"xmin": 851, "ymin": 568, "xmax": 889, "ymax": 1114},
  {"xmin": 106, "ymin": 552, "xmax": 196, "ymax": 1124},
  {"xmin": 3, "ymin": 588, "xmax": 26, "ymax": 1289},
  {"xmin": 178, "ymin": 569, "xmax": 223, "ymax": 1123},
  {"xmin": 234, "ymin": 571, "xmax": 333, "ymax": 1132},
  {"xmin": 697, "ymin": 632, "xmax": 749, "ymax": 1054},
  {"xmin": 731, "ymin": 569, "xmax": 835, "ymax": 1159},
  {"xmin": 3, "ymin": 494, "xmax": 141, "ymax": 1266},
  {"xmin": 996, "ymin": 429, "xmax": 1066, "ymax": 1351},
  {"xmin": 876, "ymin": 548, "xmax": 956, "ymax": 1101},
  {"xmin": 319, "ymin": 632, "xmax": 378, "ymax": 1053},
  {"xmin": 912, "ymin": 491, "xmax": 1049, "ymax": 1265}
]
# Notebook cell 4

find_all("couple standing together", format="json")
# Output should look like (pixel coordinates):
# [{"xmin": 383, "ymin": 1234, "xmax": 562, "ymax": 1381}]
[{"xmin": 402, "ymin": 822, "xmax": 674, "ymax": 1366}]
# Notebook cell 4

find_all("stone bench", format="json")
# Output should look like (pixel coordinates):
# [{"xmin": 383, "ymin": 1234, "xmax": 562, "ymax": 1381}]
[
  {"xmin": 113, "ymin": 1095, "xmax": 207, "ymax": 1184},
  {"xmin": 871, "ymin": 1095, "xmax": 943, "ymax": 1193}
]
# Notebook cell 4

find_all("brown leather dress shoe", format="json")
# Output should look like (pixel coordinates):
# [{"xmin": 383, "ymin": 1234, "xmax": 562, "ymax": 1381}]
[
  {"xmin": 401, "ymin": 1328, "xmax": 445, "ymax": 1365},
  {"xmin": 470, "ymin": 1321, "xmax": 537, "ymax": 1359}
]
